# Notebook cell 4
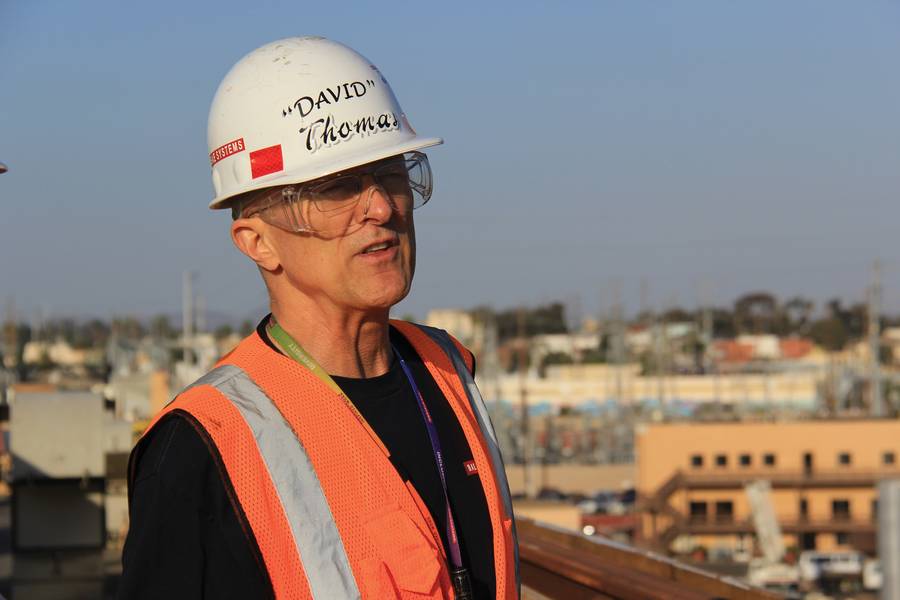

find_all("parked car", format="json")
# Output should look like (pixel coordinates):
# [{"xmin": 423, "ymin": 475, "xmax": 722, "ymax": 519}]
[
  {"xmin": 798, "ymin": 551, "xmax": 862, "ymax": 583},
  {"xmin": 863, "ymin": 559, "xmax": 882, "ymax": 591}
]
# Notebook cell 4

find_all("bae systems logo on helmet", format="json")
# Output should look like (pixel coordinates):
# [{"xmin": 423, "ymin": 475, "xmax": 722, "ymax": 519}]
[{"xmin": 209, "ymin": 138, "xmax": 245, "ymax": 167}]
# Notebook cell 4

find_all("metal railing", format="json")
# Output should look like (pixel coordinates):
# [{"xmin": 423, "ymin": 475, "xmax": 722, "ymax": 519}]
[
  {"xmin": 518, "ymin": 518, "xmax": 779, "ymax": 600},
  {"xmin": 679, "ymin": 468, "xmax": 897, "ymax": 488}
]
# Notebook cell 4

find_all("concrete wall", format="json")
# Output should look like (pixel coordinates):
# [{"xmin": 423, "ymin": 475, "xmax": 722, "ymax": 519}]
[
  {"xmin": 506, "ymin": 463, "xmax": 635, "ymax": 495},
  {"xmin": 513, "ymin": 501, "xmax": 582, "ymax": 532},
  {"xmin": 11, "ymin": 392, "xmax": 105, "ymax": 479},
  {"xmin": 14, "ymin": 485, "xmax": 104, "ymax": 549}
]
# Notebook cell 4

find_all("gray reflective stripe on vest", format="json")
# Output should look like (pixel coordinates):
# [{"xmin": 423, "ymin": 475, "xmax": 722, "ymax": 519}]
[
  {"xmin": 413, "ymin": 324, "xmax": 521, "ymax": 590},
  {"xmin": 185, "ymin": 365, "xmax": 361, "ymax": 600}
]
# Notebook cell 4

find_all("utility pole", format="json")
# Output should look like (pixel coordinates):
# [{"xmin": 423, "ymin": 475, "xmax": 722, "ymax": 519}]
[
  {"xmin": 869, "ymin": 260, "xmax": 883, "ymax": 417},
  {"xmin": 639, "ymin": 279, "xmax": 649, "ymax": 323},
  {"xmin": 699, "ymin": 282, "xmax": 721, "ymax": 415},
  {"xmin": 654, "ymin": 303, "xmax": 667, "ymax": 411},
  {"xmin": 196, "ymin": 294, "xmax": 207, "ymax": 334},
  {"xmin": 568, "ymin": 293, "xmax": 582, "ymax": 363},
  {"xmin": 481, "ymin": 313, "xmax": 501, "ymax": 404},
  {"xmin": 611, "ymin": 280, "xmax": 624, "ymax": 405},
  {"xmin": 182, "ymin": 271, "xmax": 194, "ymax": 365},
  {"xmin": 517, "ymin": 307, "xmax": 532, "ymax": 498},
  {"xmin": 3, "ymin": 298, "xmax": 16, "ymax": 370}
]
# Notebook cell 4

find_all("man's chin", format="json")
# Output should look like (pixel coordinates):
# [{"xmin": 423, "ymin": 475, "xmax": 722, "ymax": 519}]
[{"xmin": 347, "ymin": 280, "xmax": 411, "ymax": 313}]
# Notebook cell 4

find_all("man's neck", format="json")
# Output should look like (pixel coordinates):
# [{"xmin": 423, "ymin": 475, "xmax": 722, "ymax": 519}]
[{"xmin": 269, "ymin": 301, "xmax": 392, "ymax": 379}]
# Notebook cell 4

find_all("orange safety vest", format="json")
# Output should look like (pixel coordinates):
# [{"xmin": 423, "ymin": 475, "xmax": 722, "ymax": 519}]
[{"xmin": 134, "ymin": 321, "xmax": 519, "ymax": 600}]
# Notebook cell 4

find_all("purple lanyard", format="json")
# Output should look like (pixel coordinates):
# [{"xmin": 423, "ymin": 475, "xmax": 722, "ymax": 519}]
[{"xmin": 393, "ymin": 346, "xmax": 464, "ymax": 570}]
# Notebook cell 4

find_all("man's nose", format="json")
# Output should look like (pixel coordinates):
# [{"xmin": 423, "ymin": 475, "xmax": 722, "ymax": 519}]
[{"xmin": 359, "ymin": 176, "xmax": 394, "ymax": 223}]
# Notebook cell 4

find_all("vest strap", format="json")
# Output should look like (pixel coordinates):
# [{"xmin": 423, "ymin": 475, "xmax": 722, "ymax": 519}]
[
  {"xmin": 392, "ymin": 321, "xmax": 521, "ymax": 597},
  {"xmin": 188, "ymin": 365, "xmax": 361, "ymax": 600}
]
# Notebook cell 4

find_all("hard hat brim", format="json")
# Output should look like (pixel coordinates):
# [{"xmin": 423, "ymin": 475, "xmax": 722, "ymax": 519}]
[{"xmin": 209, "ymin": 136, "xmax": 443, "ymax": 210}]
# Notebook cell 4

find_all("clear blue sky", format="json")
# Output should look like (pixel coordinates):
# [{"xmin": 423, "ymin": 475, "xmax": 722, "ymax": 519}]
[{"xmin": 2, "ymin": 1, "xmax": 899, "ymax": 324}]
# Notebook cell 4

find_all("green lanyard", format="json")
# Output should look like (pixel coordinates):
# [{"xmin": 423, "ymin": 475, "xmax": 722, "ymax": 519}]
[
  {"xmin": 266, "ymin": 317, "xmax": 389, "ymax": 455},
  {"xmin": 267, "ymin": 318, "xmax": 346, "ymax": 397}
]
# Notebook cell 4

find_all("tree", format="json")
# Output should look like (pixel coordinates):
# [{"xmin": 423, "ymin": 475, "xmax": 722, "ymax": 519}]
[
  {"xmin": 540, "ymin": 351, "xmax": 573, "ymax": 376},
  {"xmin": 150, "ymin": 315, "xmax": 176, "ymax": 339},
  {"xmin": 494, "ymin": 303, "xmax": 569, "ymax": 342},
  {"xmin": 662, "ymin": 307, "xmax": 693, "ymax": 323},
  {"xmin": 82, "ymin": 319, "xmax": 111, "ymax": 348},
  {"xmin": 37, "ymin": 348, "xmax": 54, "ymax": 370},
  {"xmin": 239, "ymin": 320, "xmax": 254, "ymax": 336},
  {"xmin": 710, "ymin": 308, "xmax": 736, "ymax": 338},
  {"xmin": 582, "ymin": 348, "xmax": 606, "ymax": 364},
  {"xmin": 824, "ymin": 299, "xmax": 867, "ymax": 340},
  {"xmin": 214, "ymin": 324, "xmax": 234, "ymax": 339},
  {"xmin": 784, "ymin": 296, "xmax": 815, "ymax": 335},
  {"xmin": 733, "ymin": 293, "xmax": 779, "ymax": 334},
  {"xmin": 11, "ymin": 322, "xmax": 32, "ymax": 379},
  {"xmin": 113, "ymin": 317, "xmax": 146, "ymax": 339},
  {"xmin": 879, "ymin": 344, "xmax": 893, "ymax": 366},
  {"xmin": 809, "ymin": 318, "xmax": 848, "ymax": 351}
]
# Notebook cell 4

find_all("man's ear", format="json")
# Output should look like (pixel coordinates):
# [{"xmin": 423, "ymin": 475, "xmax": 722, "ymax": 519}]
[{"xmin": 231, "ymin": 219, "xmax": 281, "ymax": 272}]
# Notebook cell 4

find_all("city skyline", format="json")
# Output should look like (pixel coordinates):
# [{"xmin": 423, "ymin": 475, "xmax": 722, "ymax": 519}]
[{"xmin": 2, "ymin": 1, "xmax": 899, "ymax": 320}]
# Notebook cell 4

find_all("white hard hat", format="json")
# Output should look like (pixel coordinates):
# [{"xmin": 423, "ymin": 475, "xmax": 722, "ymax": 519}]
[{"xmin": 207, "ymin": 36, "xmax": 442, "ymax": 209}]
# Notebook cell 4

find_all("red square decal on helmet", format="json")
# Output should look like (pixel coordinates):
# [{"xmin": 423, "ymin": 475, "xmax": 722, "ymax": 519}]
[{"xmin": 250, "ymin": 144, "xmax": 283, "ymax": 179}]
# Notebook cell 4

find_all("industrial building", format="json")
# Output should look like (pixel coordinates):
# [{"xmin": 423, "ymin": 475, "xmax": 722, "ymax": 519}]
[
  {"xmin": 8, "ymin": 389, "xmax": 131, "ymax": 598},
  {"xmin": 637, "ymin": 418, "xmax": 900, "ymax": 557}
]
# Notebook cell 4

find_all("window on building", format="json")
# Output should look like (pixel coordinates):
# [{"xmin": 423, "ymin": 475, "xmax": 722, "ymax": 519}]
[
  {"xmin": 835, "ymin": 532, "xmax": 850, "ymax": 546},
  {"xmin": 832, "ymin": 499, "xmax": 851, "ymax": 521},
  {"xmin": 715, "ymin": 501, "xmax": 734, "ymax": 523},
  {"xmin": 838, "ymin": 452, "xmax": 852, "ymax": 466},
  {"xmin": 763, "ymin": 453, "xmax": 776, "ymax": 466},
  {"xmin": 800, "ymin": 532, "xmax": 817, "ymax": 551},
  {"xmin": 884, "ymin": 452, "xmax": 896, "ymax": 466},
  {"xmin": 799, "ymin": 498, "xmax": 809, "ymax": 520},
  {"xmin": 689, "ymin": 501, "xmax": 708, "ymax": 523},
  {"xmin": 872, "ymin": 499, "xmax": 879, "ymax": 522},
  {"xmin": 739, "ymin": 454, "xmax": 752, "ymax": 467},
  {"xmin": 715, "ymin": 454, "xmax": 728, "ymax": 468},
  {"xmin": 691, "ymin": 454, "xmax": 704, "ymax": 468},
  {"xmin": 803, "ymin": 452, "xmax": 814, "ymax": 474}
]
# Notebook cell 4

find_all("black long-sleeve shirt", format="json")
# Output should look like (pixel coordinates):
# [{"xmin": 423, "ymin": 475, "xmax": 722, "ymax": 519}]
[{"xmin": 118, "ymin": 324, "xmax": 495, "ymax": 599}]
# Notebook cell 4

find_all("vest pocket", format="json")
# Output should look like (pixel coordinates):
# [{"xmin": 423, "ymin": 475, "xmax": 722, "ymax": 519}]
[{"xmin": 362, "ymin": 508, "xmax": 444, "ymax": 598}]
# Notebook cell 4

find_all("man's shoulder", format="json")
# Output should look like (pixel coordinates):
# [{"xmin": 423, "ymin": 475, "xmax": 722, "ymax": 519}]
[
  {"xmin": 131, "ymin": 413, "xmax": 216, "ymax": 490},
  {"xmin": 389, "ymin": 320, "xmax": 476, "ymax": 377},
  {"xmin": 213, "ymin": 328, "xmax": 270, "ymax": 369}
]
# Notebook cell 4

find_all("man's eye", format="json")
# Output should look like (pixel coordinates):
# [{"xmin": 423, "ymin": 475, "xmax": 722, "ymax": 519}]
[{"xmin": 315, "ymin": 179, "xmax": 358, "ymax": 200}]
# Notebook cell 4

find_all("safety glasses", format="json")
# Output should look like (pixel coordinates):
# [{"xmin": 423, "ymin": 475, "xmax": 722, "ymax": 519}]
[{"xmin": 236, "ymin": 152, "xmax": 432, "ymax": 237}]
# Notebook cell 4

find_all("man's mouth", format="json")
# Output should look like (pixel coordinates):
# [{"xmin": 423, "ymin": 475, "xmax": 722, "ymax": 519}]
[{"xmin": 360, "ymin": 239, "xmax": 397, "ymax": 255}]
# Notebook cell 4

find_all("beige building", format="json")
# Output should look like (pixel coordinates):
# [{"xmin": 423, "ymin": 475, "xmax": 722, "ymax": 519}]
[
  {"xmin": 485, "ymin": 363, "xmax": 819, "ymax": 410},
  {"xmin": 23, "ymin": 339, "xmax": 90, "ymax": 367},
  {"xmin": 636, "ymin": 419, "xmax": 900, "ymax": 556},
  {"xmin": 426, "ymin": 309, "xmax": 478, "ymax": 347}
]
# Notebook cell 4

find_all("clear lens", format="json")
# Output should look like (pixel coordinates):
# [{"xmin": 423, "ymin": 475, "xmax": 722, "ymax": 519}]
[
  {"xmin": 308, "ymin": 176, "xmax": 362, "ymax": 213},
  {"xmin": 245, "ymin": 152, "xmax": 432, "ymax": 236},
  {"xmin": 403, "ymin": 152, "xmax": 433, "ymax": 209}
]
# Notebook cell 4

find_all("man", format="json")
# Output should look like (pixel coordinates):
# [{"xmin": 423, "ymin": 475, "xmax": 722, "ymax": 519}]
[{"xmin": 118, "ymin": 37, "xmax": 518, "ymax": 599}]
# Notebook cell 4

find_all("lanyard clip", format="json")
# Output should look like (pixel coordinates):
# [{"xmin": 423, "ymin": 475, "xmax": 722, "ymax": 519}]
[{"xmin": 450, "ymin": 567, "xmax": 473, "ymax": 600}]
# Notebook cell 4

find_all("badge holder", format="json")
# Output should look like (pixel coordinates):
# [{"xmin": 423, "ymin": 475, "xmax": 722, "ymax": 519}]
[{"xmin": 451, "ymin": 567, "xmax": 473, "ymax": 600}]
